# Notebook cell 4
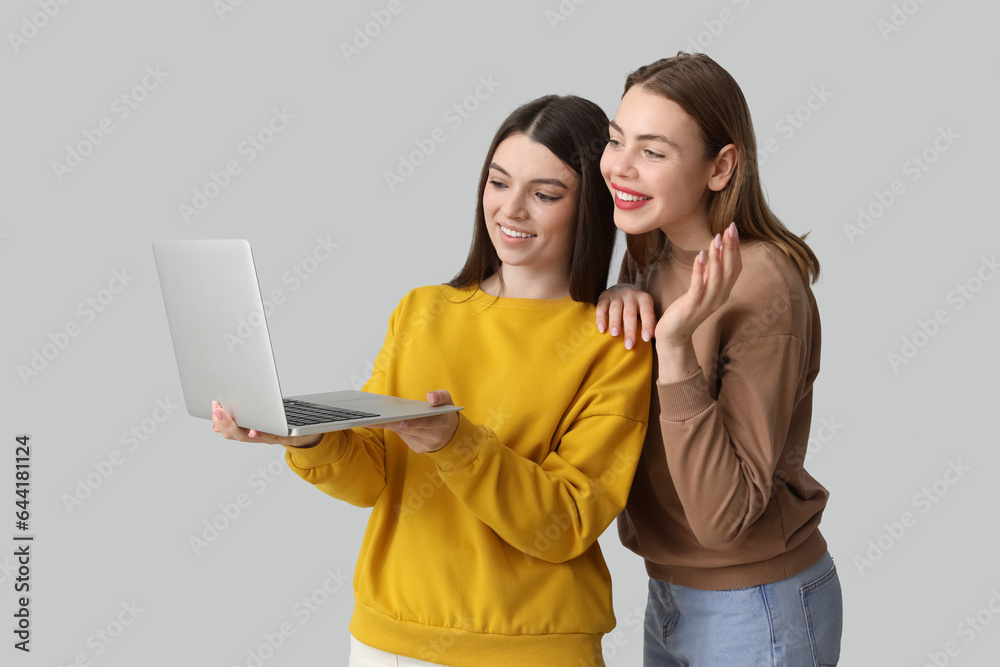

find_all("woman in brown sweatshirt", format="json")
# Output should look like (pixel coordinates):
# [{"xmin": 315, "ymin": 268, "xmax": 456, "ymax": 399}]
[{"xmin": 596, "ymin": 53, "xmax": 842, "ymax": 666}]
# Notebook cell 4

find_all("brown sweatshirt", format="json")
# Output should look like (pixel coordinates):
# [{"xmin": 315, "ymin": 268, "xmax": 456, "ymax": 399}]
[{"xmin": 617, "ymin": 237, "xmax": 829, "ymax": 590}]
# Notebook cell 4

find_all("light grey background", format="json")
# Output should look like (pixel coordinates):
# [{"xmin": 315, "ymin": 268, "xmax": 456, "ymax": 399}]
[{"xmin": 2, "ymin": 1, "xmax": 998, "ymax": 665}]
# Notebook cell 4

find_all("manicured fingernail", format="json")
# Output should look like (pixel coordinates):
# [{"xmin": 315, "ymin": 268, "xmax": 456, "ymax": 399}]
[
  {"xmin": 714, "ymin": 233, "xmax": 722, "ymax": 249},
  {"xmin": 212, "ymin": 425, "xmax": 218, "ymax": 432},
  {"xmin": 642, "ymin": 330, "xmax": 651, "ymax": 342},
  {"xmin": 728, "ymin": 222, "xmax": 738, "ymax": 239},
  {"xmin": 249, "ymin": 430, "xmax": 257, "ymax": 438},
  {"xmin": 610, "ymin": 327, "xmax": 619, "ymax": 337},
  {"xmin": 698, "ymin": 250, "xmax": 706, "ymax": 265},
  {"xmin": 597, "ymin": 323, "xmax": 605, "ymax": 333},
  {"xmin": 212, "ymin": 400, "xmax": 219, "ymax": 408},
  {"xmin": 213, "ymin": 408, "xmax": 224, "ymax": 420},
  {"xmin": 625, "ymin": 338, "xmax": 634, "ymax": 350}
]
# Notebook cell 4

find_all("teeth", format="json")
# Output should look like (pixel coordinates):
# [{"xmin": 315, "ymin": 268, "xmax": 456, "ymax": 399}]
[
  {"xmin": 500, "ymin": 224, "xmax": 536, "ymax": 238},
  {"xmin": 615, "ymin": 189, "xmax": 651, "ymax": 202}
]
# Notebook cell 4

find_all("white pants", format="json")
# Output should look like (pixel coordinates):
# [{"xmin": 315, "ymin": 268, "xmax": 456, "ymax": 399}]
[{"xmin": 349, "ymin": 636, "xmax": 446, "ymax": 667}]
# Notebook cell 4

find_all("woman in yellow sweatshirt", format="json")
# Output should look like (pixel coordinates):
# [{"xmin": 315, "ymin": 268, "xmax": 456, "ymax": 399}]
[{"xmin": 212, "ymin": 95, "xmax": 652, "ymax": 666}]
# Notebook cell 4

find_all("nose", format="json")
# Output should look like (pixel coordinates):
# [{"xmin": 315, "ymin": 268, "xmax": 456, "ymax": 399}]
[
  {"xmin": 605, "ymin": 145, "xmax": 636, "ymax": 180},
  {"xmin": 500, "ymin": 187, "xmax": 529, "ymax": 220}
]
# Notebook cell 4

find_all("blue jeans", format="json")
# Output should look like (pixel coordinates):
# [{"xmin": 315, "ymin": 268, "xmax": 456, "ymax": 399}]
[{"xmin": 643, "ymin": 552, "xmax": 843, "ymax": 666}]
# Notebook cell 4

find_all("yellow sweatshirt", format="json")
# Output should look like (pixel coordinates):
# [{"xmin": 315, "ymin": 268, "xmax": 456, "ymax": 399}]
[{"xmin": 285, "ymin": 285, "xmax": 651, "ymax": 667}]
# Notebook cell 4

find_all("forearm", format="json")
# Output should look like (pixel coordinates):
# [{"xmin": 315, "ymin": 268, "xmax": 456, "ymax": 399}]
[
  {"xmin": 658, "ymin": 377, "xmax": 769, "ymax": 546},
  {"xmin": 656, "ymin": 338, "xmax": 702, "ymax": 383},
  {"xmin": 656, "ymin": 336, "xmax": 805, "ymax": 546},
  {"xmin": 285, "ymin": 428, "xmax": 386, "ymax": 508},
  {"xmin": 426, "ymin": 415, "xmax": 643, "ymax": 563}
]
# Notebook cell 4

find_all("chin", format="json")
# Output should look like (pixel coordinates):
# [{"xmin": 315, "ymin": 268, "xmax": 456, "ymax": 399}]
[{"xmin": 612, "ymin": 209, "xmax": 661, "ymax": 236}]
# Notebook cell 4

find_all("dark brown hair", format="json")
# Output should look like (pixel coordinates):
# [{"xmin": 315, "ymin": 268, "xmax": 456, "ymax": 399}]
[
  {"xmin": 622, "ymin": 53, "xmax": 820, "ymax": 284},
  {"xmin": 448, "ymin": 95, "xmax": 616, "ymax": 304}
]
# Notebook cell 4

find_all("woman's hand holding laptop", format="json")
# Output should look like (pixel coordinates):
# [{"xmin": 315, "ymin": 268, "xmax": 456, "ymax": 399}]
[
  {"xmin": 368, "ymin": 390, "xmax": 460, "ymax": 454},
  {"xmin": 211, "ymin": 400, "xmax": 322, "ymax": 448},
  {"xmin": 211, "ymin": 391, "xmax": 459, "ymax": 452}
]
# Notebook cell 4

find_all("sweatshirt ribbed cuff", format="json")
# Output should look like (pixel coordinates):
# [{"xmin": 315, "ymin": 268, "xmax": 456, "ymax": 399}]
[
  {"xmin": 425, "ymin": 413, "xmax": 486, "ymax": 472},
  {"xmin": 657, "ymin": 370, "xmax": 715, "ymax": 421},
  {"xmin": 284, "ymin": 431, "xmax": 349, "ymax": 469}
]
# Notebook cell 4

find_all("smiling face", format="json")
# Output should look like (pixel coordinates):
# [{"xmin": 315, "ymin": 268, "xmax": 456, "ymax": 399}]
[
  {"xmin": 482, "ymin": 133, "xmax": 580, "ymax": 287},
  {"xmin": 601, "ymin": 85, "xmax": 724, "ymax": 247}
]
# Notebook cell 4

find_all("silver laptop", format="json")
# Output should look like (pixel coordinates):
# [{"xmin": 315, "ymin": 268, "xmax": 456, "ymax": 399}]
[{"xmin": 152, "ymin": 239, "xmax": 462, "ymax": 436}]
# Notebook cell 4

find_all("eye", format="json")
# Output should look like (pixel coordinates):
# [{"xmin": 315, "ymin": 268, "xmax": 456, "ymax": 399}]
[
  {"xmin": 536, "ymin": 192, "xmax": 562, "ymax": 203},
  {"xmin": 488, "ymin": 179, "xmax": 508, "ymax": 190},
  {"xmin": 644, "ymin": 148, "xmax": 665, "ymax": 159},
  {"xmin": 607, "ymin": 138, "xmax": 623, "ymax": 149}
]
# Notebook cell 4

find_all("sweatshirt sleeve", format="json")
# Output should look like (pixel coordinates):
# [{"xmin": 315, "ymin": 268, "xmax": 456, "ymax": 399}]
[
  {"xmin": 657, "ymin": 333, "xmax": 808, "ymax": 547},
  {"xmin": 282, "ymin": 302, "xmax": 402, "ymax": 508},
  {"xmin": 425, "ymin": 343, "xmax": 651, "ymax": 564},
  {"xmin": 284, "ymin": 426, "xmax": 386, "ymax": 508}
]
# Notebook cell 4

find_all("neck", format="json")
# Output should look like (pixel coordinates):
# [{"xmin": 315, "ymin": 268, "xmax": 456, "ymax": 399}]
[
  {"xmin": 660, "ymin": 204, "xmax": 716, "ymax": 251},
  {"xmin": 480, "ymin": 264, "xmax": 571, "ymax": 300},
  {"xmin": 662, "ymin": 223, "xmax": 715, "ymax": 253}
]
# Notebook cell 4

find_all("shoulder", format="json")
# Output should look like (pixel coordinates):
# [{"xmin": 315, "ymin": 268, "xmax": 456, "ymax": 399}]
[
  {"xmin": 724, "ymin": 239, "xmax": 818, "ymax": 343},
  {"xmin": 393, "ymin": 284, "xmax": 475, "ymax": 310},
  {"xmin": 381, "ymin": 285, "xmax": 473, "ymax": 333},
  {"xmin": 553, "ymin": 302, "xmax": 652, "ymax": 423},
  {"xmin": 576, "ymin": 301, "xmax": 654, "ymax": 375},
  {"xmin": 524, "ymin": 298, "xmax": 652, "ymax": 371}
]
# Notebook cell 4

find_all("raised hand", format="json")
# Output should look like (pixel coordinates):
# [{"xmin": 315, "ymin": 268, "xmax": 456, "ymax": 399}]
[{"xmin": 655, "ymin": 223, "xmax": 741, "ymax": 348}]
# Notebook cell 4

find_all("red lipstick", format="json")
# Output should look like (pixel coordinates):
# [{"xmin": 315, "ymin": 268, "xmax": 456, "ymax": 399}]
[{"xmin": 611, "ymin": 182, "xmax": 652, "ymax": 210}]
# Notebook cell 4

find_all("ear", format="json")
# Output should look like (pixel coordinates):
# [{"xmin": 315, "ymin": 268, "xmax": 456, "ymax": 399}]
[{"xmin": 707, "ymin": 144, "xmax": 738, "ymax": 192}]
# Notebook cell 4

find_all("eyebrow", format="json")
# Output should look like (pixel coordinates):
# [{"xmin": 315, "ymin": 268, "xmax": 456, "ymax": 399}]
[
  {"xmin": 489, "ymin": 163, "xmax": 569, "ymax": 189},
  {"xmin": 609, "ymin": 120, "xmax": 681, "ymax": 151}
]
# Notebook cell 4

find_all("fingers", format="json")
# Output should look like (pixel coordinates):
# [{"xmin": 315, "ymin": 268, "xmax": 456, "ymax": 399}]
[
  {"xmin": 378, "ymin": 410, "xmax": 459, "ymax": 454},
  {"xmin": 426, "ymin": 389, "xmax": 454, "ymax": 407},
  {"xmin": 595, "ymin": 293, "xmax": 609, "ymax": 333},
  {"xmin": 606, "ymin": 294, "xmax": 624, "ymax": 337},
  {"xmin": 597, "ymin": 285, "xmax": 654, "ymax": 342},
  {"xmin": 688, "ymin": 249, "xmax": 708, "ymax": 303},
  {"xmin": 699, "ymin": 224, "xmax": 742, "ymax": 309},
  {"xmin": 374, "ymin": 413, "xmax": 445, "ymax": 433},
  {"xmin": 704, "ymin": 233, "xmax": 725, "ymax": 298},
  {"xmin": 622, "ymin": 297, "xmax": 639, "ymax": 350},
  {"xmin": 638, "ymin": 292, "xmax": 656, "ymax": 343},
  {"xmin": 376, "ymin": 390, "xmax": 455, "ymax": 435},
  {"xmin": 211, "ymin": 401, "xmax": 283, "ymax": 444},
  {"xmin": 621, "ymin": 292, "xmax": 653, "ymax": 349},
  {"xmin": 212, "ymin": 400, "xmax": 244, "ymax": 439}
]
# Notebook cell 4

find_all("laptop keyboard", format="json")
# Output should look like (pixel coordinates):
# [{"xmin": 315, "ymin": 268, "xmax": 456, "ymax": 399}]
[{"xmin": 282, "ymin": 399, "xmax": 380, "ymax": 427}]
